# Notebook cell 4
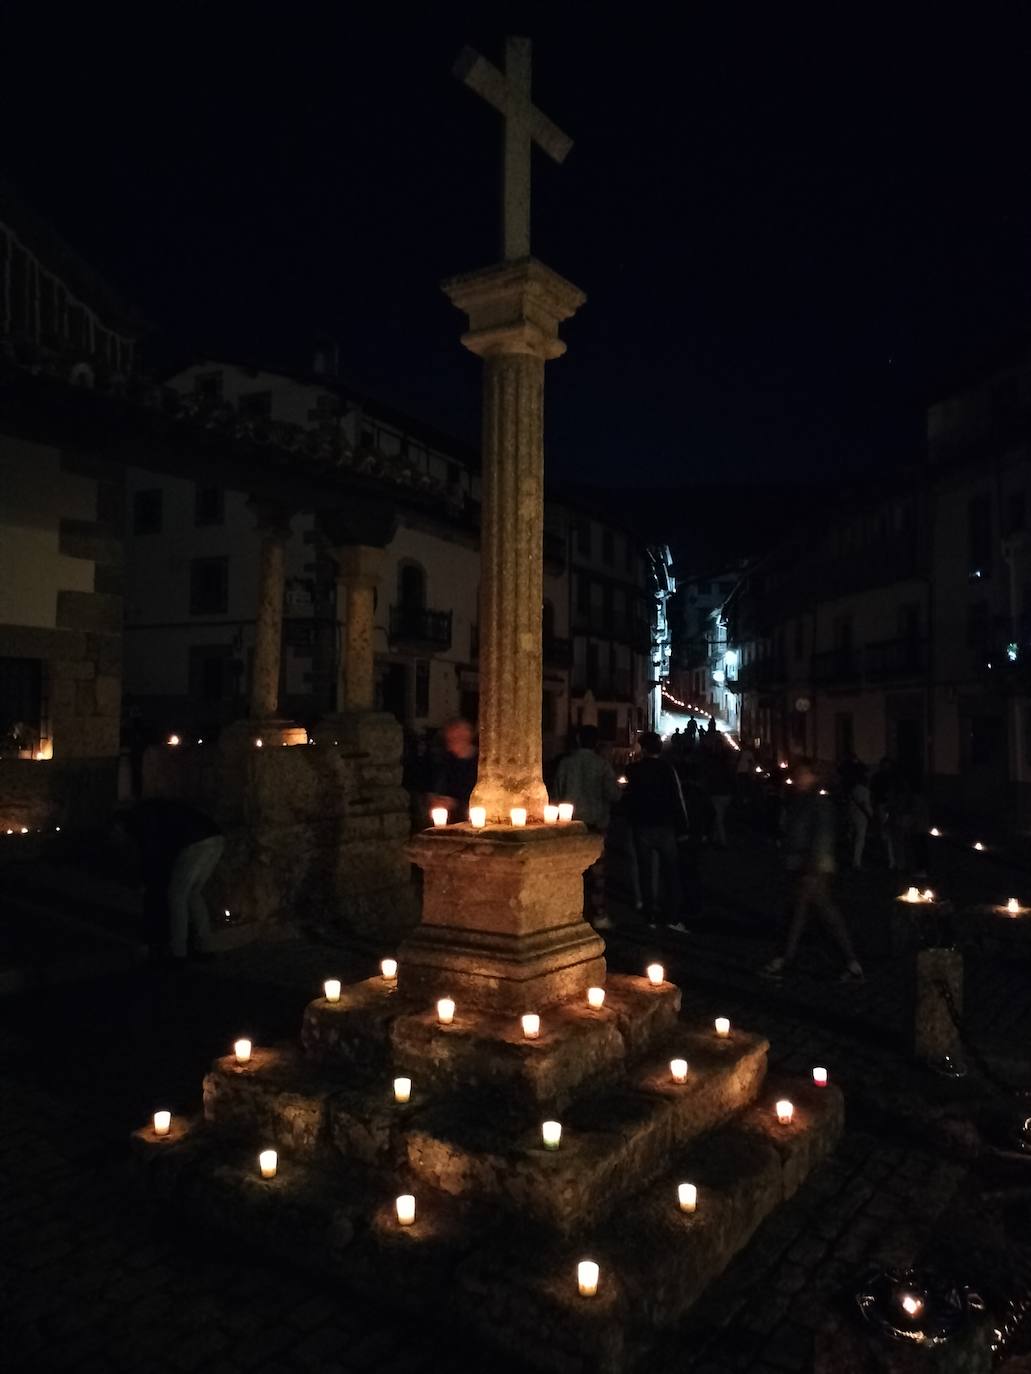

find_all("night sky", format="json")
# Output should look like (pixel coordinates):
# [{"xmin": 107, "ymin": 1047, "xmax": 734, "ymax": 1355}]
[{"xmin": 5, "ymin": 9, "xmax": 1031, "ymax": 488}]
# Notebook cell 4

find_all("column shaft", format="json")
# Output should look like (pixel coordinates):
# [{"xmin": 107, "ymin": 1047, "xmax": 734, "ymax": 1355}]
[
  {"xmin": 250, "ymin": 521, "xmax": 288, "ymax": 721},
  {"xmin": 340, "ymin": 579, "xmax": 376, "ymax": 711}
]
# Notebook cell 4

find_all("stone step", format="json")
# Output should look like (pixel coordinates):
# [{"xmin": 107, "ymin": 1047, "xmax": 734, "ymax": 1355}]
[
  {"xmin": 131, "ymin": 1074, "xmax": 841, "ymax": 1374},
  {"xmin": 202, "ymin": 1045, "xmax": 343, "ymax": 1158}
]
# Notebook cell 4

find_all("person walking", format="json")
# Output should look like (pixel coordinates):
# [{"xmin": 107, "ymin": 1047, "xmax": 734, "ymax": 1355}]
[
  {"xmin": 115, "ymin": 797, "xmax": 224, "ymax": 962},
  {"xmin": 428, "ymin": 717, "xmax": 478, "ymax": 824},
  {"xmin": 760, "ymin": 758, "xmax": 864, "ymax": 983},
  {"xmin": 848, "ymin": 763, "xmax": 873, "ymax": 869},
  {"xmin": 685, "ymin": 717, "xmax": 698, "ymax": 748},
  {"xmin": 870, "ymin": 757, "xmax": 898, "ymax": 868},
  {"xmin": 552, "ymin": 724, "xmax": 622, "ymax": 930},
  {"xmin": 624, "ymin": 731, "xmax": 690, "ymax": 931}
]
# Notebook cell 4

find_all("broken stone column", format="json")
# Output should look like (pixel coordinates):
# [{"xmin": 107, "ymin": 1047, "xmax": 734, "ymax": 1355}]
[{"xmin": 914, "ymin": 947, "xmax": 965, "ymax": 1069}]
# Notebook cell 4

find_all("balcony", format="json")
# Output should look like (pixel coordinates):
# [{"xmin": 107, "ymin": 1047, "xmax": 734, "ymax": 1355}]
[
  {"xmin": 864, "ymin": 637, "xmax": 927, "ymax": 680},
  {"xmin": 736, "ymin": 657, "xmax": 786, "ymax": 692},
  {"xmin": 544, "ymin": 636, "xmax": 572, "ymax": 668},
  {"xmin": 811, "ymin": 649, "xmax": 861, "ymax": 685},
  {"xmin": 389, "ymin": 605, "xmax": 453, "ymax": 651}
]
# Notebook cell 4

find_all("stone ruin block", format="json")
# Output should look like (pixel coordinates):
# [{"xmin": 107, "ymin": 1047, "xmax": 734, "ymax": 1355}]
[
  {"xmin": 300, "ymin": 976, "xmax": 398, "ymax": 1072},
  {"xmin": 202, "ymin": 1046, "xmax": 339, "ymax": 1157}
]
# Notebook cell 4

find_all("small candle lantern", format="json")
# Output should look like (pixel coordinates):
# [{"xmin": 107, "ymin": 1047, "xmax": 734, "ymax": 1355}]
[
  {"xmin": 813, "ymin": 1066, "xmax": 828, "ymax": 1087},
  {"xmin": 775, "ymin": 1099, "xmax": 794, "ymax": 1125},
  {"xmin": 577, "ymin": 1260, "xmax": 599, "ymax": 1297},
  {"xmin": 899, "ymin": 1291, "xmax": 924, "ymax": 1320},
  {"xmin": 1008, "ymin": 897, "xmax": 1021, "ymax": 915},
  {"xmin": 714, "ymin": 1017, "xmax": 730, "ymax": 1037},
  {"xmin": 542, "ymin": 1120, "xmax": 562, "ymax": 1150},
  {"xmin": 617, "ymin": 774, "xmax": 628, "ymax": 785},
  {"xmin": 557, "ymin": 802, "xmax": 574, "ymax": 822},
  {"xmin": 669, "ymin": 1058, "xmax": 688, "ymax": 1084},
  {"xmin": 324, "ymin": 979, "xmax": 341, "ymax": 1003},
  {"xmin": 437, "ymin": 997, "xmax": 456, "ymax": 1026},
  {"xmin": 522, "ymin": 1013, "xmax": 541, "ymax": 1040},
  {"xmin": 153, "ymin": 1110, "xmax": 171, "ymax": 1137},
  {"xmin": 922, "ymin": 889, "xmax": 934, "ymax": 903},
  {"xmin": 255, "ymin": 737, "xmax": 263, "ymax": 749},
  {"xmin": 430, "ymin": 807, "xmax": 448, "ymax": 828},
  {"xmin": 393, "ymin": 1077, "xmax": 412, "ymax": 1104},
  {"xmin": 930, "ymin": 826, "xmax": 941, "ymax": 837},
  {"xmin": 396, "ymin": 1194, "xmax": 416, "ymax": 1227},
  {"xmin": 259, "ymin": 1149, "xmax": 277, "ymax": 1179},
  {"xmin": 646, "ymin": 963, "xmax": 665, "ymax": 987},
  {"xmin": 234, "ymin": 1038, "xmax": 252, "ymax": 1065},
  {"xmin": 381, "ymin": 958, "xmax": 398, "ymax": 982},
  {"xmin": 543, "ymin": 804, "xmax": 559, "ymax": 824},
  {"xmin": 587, "ymin": 986, "xmax": 606, "ymax": 1009},
  {"xmin": 167, "ymin": 734, "xmax": 180, "ymax": 747},
  {"xmin": 510, "ymin": 807, "xmax": 528, "ymax": 827},
  {"xmin": 677, "ymin": 1182, "xmax": 697, "ymax": 1213},
  {"xmin": 469, "ymin": 806, "xmax": 487, "ymax": 828},
  {"xmin": 903, "ymin": 886, "xmax": 920, "ymax": 904},
  {"xmin": 973, "ymin": 841, "xmax": 985, "ymax": 851}
]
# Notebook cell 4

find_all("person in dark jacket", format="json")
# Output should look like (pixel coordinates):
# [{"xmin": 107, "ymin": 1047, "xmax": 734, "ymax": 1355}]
[
  {"xmin": 428, "ymin": 717, "xmax": 478, "ymax": 823},
  {"xmin": 625, "ymin": 732, "xmax": 690, "ymax": 930},
  {"xmin": 759, "ymin": 759, "xmax": 864, "ymax": 983},
  {"xmin": 116, "ymin": 798, "xmax": 224, "ymax": 961}
]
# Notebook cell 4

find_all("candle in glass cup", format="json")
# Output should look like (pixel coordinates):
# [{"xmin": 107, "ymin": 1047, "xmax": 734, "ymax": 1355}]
[
  {"xmin": 812, "ymin": 1066, "xmax": 828, "ymax": 1087},
  {"xmin": 469, "ymin": 806, "xmax": 486, "ymax": 828},
  {"xmin": 899, "ymin": 1292, "xmax": 924, "ymax": 1319},
  {"xmin": 543, "ymin": 804, "xmax": 559, "ymax": 824},
  {"xmin": 430, "ymin": 807, "xmax": 448, "ymax": 828},
  {"xmin": 437, "ymin": 997, "xmax": 456, "ymax": 1026},
  {"xmin": 324, "ymin": 979, "xmax": 341, "ymax": 1003},
  {"xmin": 577, "ymin": 1260, "xmax": 599, "ymax": 1297},
  {"xmin": 677, "ymin": 1182, "xmax": 697, "ymax": 1213},
  {"xmin": 381, "ymin": 958, "xmax": 398, "ymax": 982},
  {"xmin": 510, "ymin": 807, "xmax": 527, "ymax": 827},
  {"xmin": 393, "ymin": 1077, "xmax": 412, "ymax": 1104},
  {"xmin": 714, "ymin": 1017, "xmax": 730, "ymax": 1037},
  {"xmin": 234, "ymin": 1038, "xmax": 252, "ymax": 1064},
  {"xmin": 669, "ymin": 1058, "xmax": 688, "ymax": 1084},
  {"xmin": 587, "ymin": 986, "xmax": 606, "ymax": 1009},
  {"xmin": 396, "ymin": 1194, "xmax": 416, "ymax": 1227},
  {"xmin": 646, "ymin": 963, "xmax": 664, "ymax": 987},
  {"xmin": 153, "ymin": 1110, "xmax": 171, "ymax": 1137},
  {"xmin": 1008, "ymin": 897, "xmax": 1020, "ymax": 914},
  {"xmin": 557, "ymin": 803, "xmax": 574, "ymax": 822},
  {"xmin": 522, "ymin": 1013, "xmax": 541, "ymax": 1040},
  {"xmin": 542, "ymin": 1120, "xmax": 562, "ymax": 1150},
  {"xmin": 775, "ymin": 1099, "xmax": 794, "ymax": 1125},
  {"xmin": 259, "ymin": 1149, "xmax": 277, "ymax": 1179}
]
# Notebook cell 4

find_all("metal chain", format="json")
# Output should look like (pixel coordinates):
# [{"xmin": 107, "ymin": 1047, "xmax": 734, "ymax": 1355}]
[{"xmin": 933, "ymin": 976, "xmax": 1031, "ymax": 1099}]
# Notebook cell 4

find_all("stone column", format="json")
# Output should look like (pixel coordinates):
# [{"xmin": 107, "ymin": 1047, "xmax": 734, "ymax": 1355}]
[
  {"xmin": 444, "ymin": 258, "xmax": 585, "ymax": 822},
  {"xmin": 334, "ymin": 545, "xmax": 383, "ymax": 713}
]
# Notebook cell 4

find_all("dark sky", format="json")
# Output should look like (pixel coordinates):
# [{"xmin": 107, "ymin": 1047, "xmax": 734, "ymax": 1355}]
[{"xmin": 5, "ymin": 9, "xmax": 1031, "ymax": 487}]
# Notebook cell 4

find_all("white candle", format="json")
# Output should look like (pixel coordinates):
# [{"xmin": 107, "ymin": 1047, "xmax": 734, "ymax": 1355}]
[
  {"xmin": 437, "ymin": 997, "xmax": 456, "ymax": 1026},
  {"xmin": 899, "ymin": 1292, "xmax": 924, "ymax": 1319},
  {"xmin": 234, "ymin": 1038, "xmax": 252, "ymax": 1064},
  {"xmin": 393, "ymin": 1077, "xmax": 412, "ymax": 1104},
  {"xmin": 930, "ymin": 826, "xmax": 941, "ymax": 837},
  {"xmin": 259, "ymin": 1149, "xmax": 277, "ymax": 1179},
  {"xmin": 255, "ymin": 738, "xmax": 263, "ymax": 749},
  {"xmin": 1008, "ymin": 897, "xmax": 1020, "ymax": 914},
  {"xmin": 396, "ymin": 1194, "xmax": 416, "ymax": 1226},
  {"xmin": 587, "ymin": 986, "xmax": 606, "ymax": 1009},
  {"xmin": 469, "ymin": 806, "xmax": 487, "ymax": 828},
  {"xmin": 812, "ymin": 1066, "xmax": 828, "ymax": 1087},
  {"xmin": 669, "ymin": 1058, "xmax": 688, "ymax": 1084},
  {"xmin": 903, "ymin": 887, "xmax": 920, "ymax": 903},
  {"xmin": 167, "ymin": 734, "xmax": 180, "ymax": 747},
  {"xmin": 922, "ymin": 889, "xmax": 934, "ymax": 902},
  {"xmin": 430, "ymin": 807, "xmax": 448, "ymax": 828},
  {"xmin": 522, "ymin": 1013, "xmax": 541, "ymax": 1040},
  {"xmin": 542, "ymin": 1120, "xmax": 562, "ymax": 1150},
  {"xmin": 543, "ymin": 804, "xmax": 559, "ymax": 824},
  {"xmin": 381, "ymin": 958, "xmax": 398, "ymax": 982},
  {"xmin": 557, "ymin": 803, "xmax": 574, "ymax": 822},
  {"xmin": 577, "ymin": 1260, "xmax": 599, "ymax": 1297},
  {"xmin": 714, "ymin": 1017, "xmax": 730, "ymax": 1037},
  {"xmin": 510, "ymin": 807, "xmax": 527, "ymax": 827},
  {"xmin": 677, "ymin": 1182, "xmax": 697, "ymax": 1213},
  {"xmin": 646, "ymin": 963, "xmax": 664, "ymax": 987},
  {"xmin": 153, "ymin": 1110, "xmax": 171, "ymax": 1137},
  {"xmin": 775, "ymin": 1099, "xmax": 794, "ymax": 1125},
  {"xmin": 324, "ymin": 979, "xmax": 341, "ymax": 1003},
  {"xmin": 974, "ymin": 841, "xmax": 984, "ymax": 851}
]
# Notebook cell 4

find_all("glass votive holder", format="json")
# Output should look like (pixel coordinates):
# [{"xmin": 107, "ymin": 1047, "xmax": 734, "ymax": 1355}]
[{"xmin": 324, "ymin": 979, "xmax": 341, "ymax": 1002}]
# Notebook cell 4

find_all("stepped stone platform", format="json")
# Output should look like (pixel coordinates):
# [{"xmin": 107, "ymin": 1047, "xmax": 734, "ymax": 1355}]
[{"xmin": 134, "ymin": 966, "xmax": 843, "ymax": 1372}]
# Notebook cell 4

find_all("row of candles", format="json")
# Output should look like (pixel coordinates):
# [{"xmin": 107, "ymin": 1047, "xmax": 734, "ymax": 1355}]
[
  {"xmin": 901, "ymin": 885, "xmax": 1025, "ymax": 915},
  {"xmin": 431, "ymin": 803, "xmax": 575, "ymax": 828}
]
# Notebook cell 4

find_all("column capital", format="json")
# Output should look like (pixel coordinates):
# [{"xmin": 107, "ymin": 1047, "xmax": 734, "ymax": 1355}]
[
  {"xmin": 332, "ymin": 543, "xmax": 385, "ymax": 591},
  {"xmin": 443, "ymin": 257, "xmax": 585, "ymax": 360}
]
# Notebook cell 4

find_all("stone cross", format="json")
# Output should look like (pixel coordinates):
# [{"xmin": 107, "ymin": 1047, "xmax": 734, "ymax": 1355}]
[{"xmin": 454, "ymin": 37, "xmax": 573, "ymax": 261}]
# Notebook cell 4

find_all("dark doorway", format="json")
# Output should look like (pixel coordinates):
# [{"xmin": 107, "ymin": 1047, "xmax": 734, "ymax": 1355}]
[{"xmin": 381, "ymin": 663, "xmax": 408, "ymax": 725}]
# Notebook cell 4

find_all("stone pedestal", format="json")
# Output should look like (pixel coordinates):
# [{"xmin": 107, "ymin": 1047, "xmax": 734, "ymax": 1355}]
[
  {"xmin": 914, "ymin": 948, "xmax": 964, "ymax": 1068},
  {"xmin": 400, "ymin": 822, "xmax": 605, "ymax": 1012}
]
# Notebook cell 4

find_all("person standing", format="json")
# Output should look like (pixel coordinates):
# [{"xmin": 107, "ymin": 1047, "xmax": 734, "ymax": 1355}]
[
  {"xmin": 428, "ymin": 717, "xmax": 478, "ymax": 824},
  {"xmin": 624, "ymin": 731, "xmax": 690, "ymax": 931},
  {"xmin": 848, "ymin": 763, "xmax": 873, "ymax": 869},
  {"xmin": 870, "ymin": 757, "xmax": 898, "ymax": 869},
  {"xmin": 552, "ymin": 724, "xmax": 622, "ymax": 930},
  {"xmin": 760, "ymin": 758, "xmax": 864, "ymax": 983},
  {"xmin": 685, "ymin": 717, "xmax": 698, "ymax": 749}
]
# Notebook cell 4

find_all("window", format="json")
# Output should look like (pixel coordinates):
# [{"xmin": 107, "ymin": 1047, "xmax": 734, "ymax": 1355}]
[
  {"xmin": 194, "ymin": 485, "xmax": 224, "ymax": 527},
  {"xmin": 133, "ymin": 489, "xmax": 163, "ymax": 535},
  {"xmin": 542, "ymin": 600, "xmax": 556, "ymax": 643},
  {"xmin": 194, "ymin": 371, "xmax": 223, "ymax": 403},
  {"xmin": 189, "ymin": 557, "xmax": 229, "ymax": 615},
  {"xmin": 398, "ymin": 562, "xmax": 426, "ymax": 610},
  {"xmin": 602, "ymin": 528, "xmax": 615, "ymax": 565},
  {"xmin": 415, "ymin": 660, "xmax": 430, "ymax": 717},
  {"xmin": 968, "ymin": 493, "xmax": 993, "ymax": 577},
  {"xmin": 597, "ymin": 708, "xmax": 618, "ymax": 740},
  {"xmin": 834, "ymin": 712, "xmax": 854, "ymax": 761},
  {"xmin": 794, "ymin": 618, "xmax": 804, "ymax": 660},
  {"xmin": 238, "ymin": 391, "xmax": 271, "ymax": 419},
  {"xmin": 576, "ymin": 572, "xmax": 590, "ymax": 614},
  {"xmin": 574, "ymin": 519, "xmax": 591, "ymax": 557},
  {"xmin": 1008, "ymin": 491, "xmax": 1026, "ymax": 535}
]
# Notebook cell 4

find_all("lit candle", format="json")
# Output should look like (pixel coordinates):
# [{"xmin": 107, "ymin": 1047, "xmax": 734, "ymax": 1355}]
[
  {"xmin": 469, "ymin": 806, "xmax": 487, "ymax": 828},
  {"xmin": 812, "ymin": 1066, "xmax": 828, "ymax": 1087},
  {"xmin": 646, "ymin": 963, "xmax": 665, "ymax": 987},
  {"xmin": 714, "ymin": 1017, "xmax": 730, "ymax": 1037},
  {"xmin": 921, "ymin": 889, "xmax": 934, "ymax": 903},
  {"xmin": 577, "ymin": 1260, "xmax": 599, "ymax": 1297},
  {"xmin": 259, "ymin": 1149, "xmax": 277, "ymax": 1179},
  {"xmin": 381, "ymin": 958, "xmax": 398, "ymax": 982},
  {"xmin": 677, "ymin": 1182, "xmax": 697, "ymax": 1213},
  {"xmin": 510, "ymin": 807, "xmax": 527, "ymax": 827},
  {"xmin": 930, "ymin": 827, "xmax": 941, "ymax": 837},
  {"xmin": 542, "ymin": 1120, "xmax": 562, "ymax": 1150},
  {"xmin": 437, "ymin": 997, "xmax": 456, "ymax": 1026},
  {"xmin": 153, "ymin": 1110, "xmax": 171, "ymax": 1137},
  {"xmin": 522, "ymin": 1013, "xmax": 541, "ymax": 1040},
  {"xmin": 587, "ymin": 986, "xmax": 606, "ymax": 1009},
  {"xmin": 899, "ymin": 1292, "xmax": 924, "ymax": 1320},
  {"xmin": 234, "ymin": 1038, "xmax": 252, "ymax": 1064},
  {"xmin": 903, "ymin": 886, "xmax": 920, "ymax": 903},
  {"xmin": 775, "ymin": 1099, "xmax": 794, "ymax": 1125},
  {"xmin": 669, "ymin": 1058, "xmax": 688, "ymax": 1084},
  {"xmin": 1008, "ymin": 897, "xmax": 1020, "ymax": 914},
  {"xmin": 167, "ymin": 734, "xmax": 180, "ymax": 747},
  {"xmin": 430, "ymin": 807, "xmax": 448, "ymax": 828},
  {"xmin": 974, "ymin": 841, "xmax": 984, "ymax": 851},
  {"xmin": 543, "ymin": 804, "xmax": 559, "ymax": 824},
  {"xmin": 617, "ymin": 774, "xmax": 628, "ymax": 785},
  {"xmin": 557, "ymin": 803, "xmax": 574, "ymax": 822},
  {"xmin": 324, "ymin": 979, "xmax": 341, "ymax": 1003},
  {"xmin": 393, "ymin": 1077, "xmax": 412, "ymax": 1104},
  {"xmin": 255, "ymin": 738, "xmax": 263, "ymax": 749},
  {"xmin": 396, "ymin": 1194, "xmax": 416, "ymax": 1227}
]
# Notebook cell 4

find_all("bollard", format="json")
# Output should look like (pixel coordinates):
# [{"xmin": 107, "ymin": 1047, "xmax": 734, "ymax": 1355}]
[{"xmin": 914, "ymin": 947, "xmax": 964, "ymax": 1070}]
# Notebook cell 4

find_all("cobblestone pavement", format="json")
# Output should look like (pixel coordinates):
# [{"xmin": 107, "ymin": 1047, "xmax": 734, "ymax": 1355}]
[{"xmin": 4, "ymin": 824, "xmax": 1030, "ymax": 1373}]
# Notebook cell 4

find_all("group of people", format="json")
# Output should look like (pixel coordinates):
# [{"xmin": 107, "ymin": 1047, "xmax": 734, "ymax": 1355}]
[{"xmin": 840, "ymin": 753, "xmax": 930, "ymax": 874}]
